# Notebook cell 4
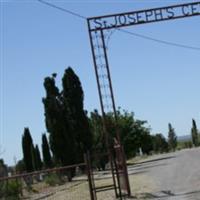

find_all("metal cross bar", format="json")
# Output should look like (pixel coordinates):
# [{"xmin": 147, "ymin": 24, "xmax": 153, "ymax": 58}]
[{"xmin": 88, "ymin": 2, "xmax": 200, "ymax": 31}]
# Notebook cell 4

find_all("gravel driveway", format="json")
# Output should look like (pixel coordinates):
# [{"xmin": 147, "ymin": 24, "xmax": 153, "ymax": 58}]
[{"xmin": 128, "ymin": 147, "xmax": 200, "ymax": 200}]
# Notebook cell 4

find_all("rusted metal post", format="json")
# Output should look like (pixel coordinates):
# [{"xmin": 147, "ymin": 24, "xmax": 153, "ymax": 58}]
[
  {"xmin": 84, "ymin": 152, "xmax": 97, "ymax": 200},
  {"xmin": 121, "ymin": 146, "xmax": 131, "ymax": 196},
  {"xmin": 87, "ymin": 20, "xmax": 131, "ymax": 198},
  {"xmin": 100, "ymin": 28, "xmax": 131, "ymax": 197},
  {"xmin": 99, "ymin": 29, "xmax": 121, "ymax": 143},
  {"xmin": 87, "ymin": 20, "xmax": 110, "ymax": 150}
]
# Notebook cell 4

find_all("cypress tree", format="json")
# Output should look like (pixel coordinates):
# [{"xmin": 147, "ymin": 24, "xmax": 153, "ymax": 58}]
[
  {"xmin": 191, "ymin": 119, "xmax": 199, "ymax": 147},
  {"xmin": 43, "ymin": 76, "xmax": 62, "ymax": 163},
  {"xmin": 35, "ymin": 145, "xmax": 43, "ymax": 170},
  {"xmin": 62, "ymin": 67, "xmax": 93, "ymax": 162},
  {"xmin": 42, "ymin": 75, "xmax": 76, "ymax": 167},
  {"xmin": 42, "ymin": 134, "xmax": 53, "ymax": 168},
  {"xmin": 43, "ymin": 67, "xmax": 92, "ymax": 173},
  {"xmin": 31, "ymin": 144, "xmax": 37, "ymax": 171},
  {"xmin": 168, "ymin": 123, "xmax": 177, "ymax": 151},
  {"xmin": 22, "ymin": 128, "xmax": 34, "ymax": 172}
]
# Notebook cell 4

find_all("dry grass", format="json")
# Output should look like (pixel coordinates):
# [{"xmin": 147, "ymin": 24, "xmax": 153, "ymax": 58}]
[
  {"xmin": 129, "ymin": 174, "xmax": 157, "ymax": 199},
  {"xmin": 21, "ymin": 172, "xmax": 156, "ymax": 200},
  {"xmin": 22, "ymin": 179, "xmax": 90, "ymax": 200},
  {"xmin": 22, "ymin": 156, "xmax": 158, "ymax": 200}
]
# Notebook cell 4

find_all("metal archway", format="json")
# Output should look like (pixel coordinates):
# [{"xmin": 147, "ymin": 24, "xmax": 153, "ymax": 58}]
[{"xmin": 87, "ymin": 2, "xmax": 200, "ymax": 199}]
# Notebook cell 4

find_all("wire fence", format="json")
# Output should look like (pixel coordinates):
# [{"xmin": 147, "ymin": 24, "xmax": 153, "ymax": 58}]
[{"xmin": 0, "ymin": 163, "xmax": 90, "ymax": 200}]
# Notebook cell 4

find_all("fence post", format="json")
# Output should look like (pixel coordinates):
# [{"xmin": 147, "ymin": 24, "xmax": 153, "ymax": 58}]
[
  {"xmin": 121, "ymin": 146, "xmax": 131, "ymax": 196},
  {"xmin": 114, "ymin": 142, "xmax": 131, "ymax": 197},
  {"xmin": 84, "ymin": 152, "xmax": 96, "ymax": 200}
]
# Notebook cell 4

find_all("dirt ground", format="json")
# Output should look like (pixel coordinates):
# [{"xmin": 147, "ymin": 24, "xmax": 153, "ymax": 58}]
[
  {"xmin": 25, "ymin": 147, "xmax": 200, "ymax": 200},
  {"xmin": 25, "ymin": 162, "xmax": 155, "ymax": 200}
]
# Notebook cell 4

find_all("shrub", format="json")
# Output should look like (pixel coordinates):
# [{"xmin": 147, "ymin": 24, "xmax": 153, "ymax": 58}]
[
  {"xmin": 183, "ymin": 141, "xmax": 193, "ymax": 149},
  {"xmin": 0, "ymin": 179, "xmax": 22, "ymax": 200},
  {"xmin": 44, "ymin": 173, "xmax": 62, "ymax": 186}
]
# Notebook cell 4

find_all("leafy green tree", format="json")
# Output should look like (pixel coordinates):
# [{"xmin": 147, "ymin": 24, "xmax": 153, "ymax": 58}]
[
  {"xmin": 152, "ymin": 134, "xmax": 168, "ymax": 153},
  {"xmin": 89, "ymin": 110, "xmax": 108, "ymax": 170},
  {"xmin": 42, "ymin": 134, "xmax": 53, "ymax": 168},
  {"xmin": 0, "ymin": 159, "xmax": 7, "ymax": 177},
  {"xmin": 15, "ymin": 160, "xmax": 25, "ymax": 174},
  {"xmin": 0, "ymin": 159, "xmax": 8, "ymax": 198},
  {"xmin": 191, "ymin": 119, "xmax": 199, "ymax": 147},
  {"xmin": 135, "ymin": 121, "xmax": 153, "ymax": 155},
  {"xmin": 90, "ymin": 108, "xmax": 153, "ymax": 159},
  {"xmin": 168, "ymin": 123, "xmax": 177, "ymax": 151},
  {"xmin": 22, "ymin": 128, "xmax": 34, "ymax": 172},
  {"xmin": 111, "ymin": 109, "xmax": 152, "ymax": 157}
]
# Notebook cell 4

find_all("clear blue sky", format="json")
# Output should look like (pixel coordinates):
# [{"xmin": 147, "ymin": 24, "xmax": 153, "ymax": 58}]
[{"xmin": 1, "ymin": 0, "xmax": 200, "ymax": 165}]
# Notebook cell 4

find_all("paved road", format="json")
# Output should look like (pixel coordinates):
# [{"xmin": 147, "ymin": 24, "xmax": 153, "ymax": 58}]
[{"xmin": 128, "ymin": 148, "xmax": 200, "ymax": 200}]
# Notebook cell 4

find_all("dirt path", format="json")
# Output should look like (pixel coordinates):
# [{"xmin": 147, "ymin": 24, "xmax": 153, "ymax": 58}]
[{"xmin": 128, "ymin": 147, "xmax": 200, "ymax": 200}]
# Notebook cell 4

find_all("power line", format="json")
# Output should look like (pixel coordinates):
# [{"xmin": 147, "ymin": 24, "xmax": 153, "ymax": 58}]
[
  {"xmin": 37, "ymin": 0, "xmax": 86, "ymax": 19},
  {"xmin": 118, "ymin": 29, "xmax": 200, "ymax": 51},
  {"xmin": 37, "ymin": 0, "xmax": 200, "ymax": 51}
]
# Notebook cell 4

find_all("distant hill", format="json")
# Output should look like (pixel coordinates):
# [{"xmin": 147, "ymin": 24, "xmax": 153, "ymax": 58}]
[{"xmin": 177, "ymin": 135, "xmax": 192, "ymax": 142}]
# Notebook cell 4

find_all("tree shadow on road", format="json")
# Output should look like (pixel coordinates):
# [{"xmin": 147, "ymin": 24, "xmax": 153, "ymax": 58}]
[
  {"xmin": 130, "ymin": 190, "xmax": 200, "ymax": 199},
  {"xmin": 127, "ymin": 155, "xmax": 176, "ymax": 167},
  {"xmin": 128, "ymin": 162, "xmax": 168, "ymax": 173}
]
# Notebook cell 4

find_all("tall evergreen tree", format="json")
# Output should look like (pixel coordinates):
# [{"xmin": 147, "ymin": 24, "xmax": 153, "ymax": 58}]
[
  {"xmin": 168, "ymin": 123, "xmax": 177, "ymax": 151},
  {"xmin": 43, "ymin": 68, "xmax": 93, "ymax": 171},
  {"xmin": 35, "ymin": 145, "xmax": 43, "ymax": 170},
  {"xmin": 43, "ymin": 74, "xmax": 76, "ymax": 168},
  {"xmin": 42, "ymin": 134, "xmax": 53, "ymax": 168},
  {"xmin": 191, "ymin": 119, "xmax": 199, "ymax": 147},
  {"xmin": 62, "ymin": 67, "xmax": 93, "ymax": 162},
  {"xmin": 22, "ymin": 128, "xmax": 34, "ymax": 172},
  {"xmin": 31, "ymin": 144, "xmax": 37, "ymax": 171}
]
